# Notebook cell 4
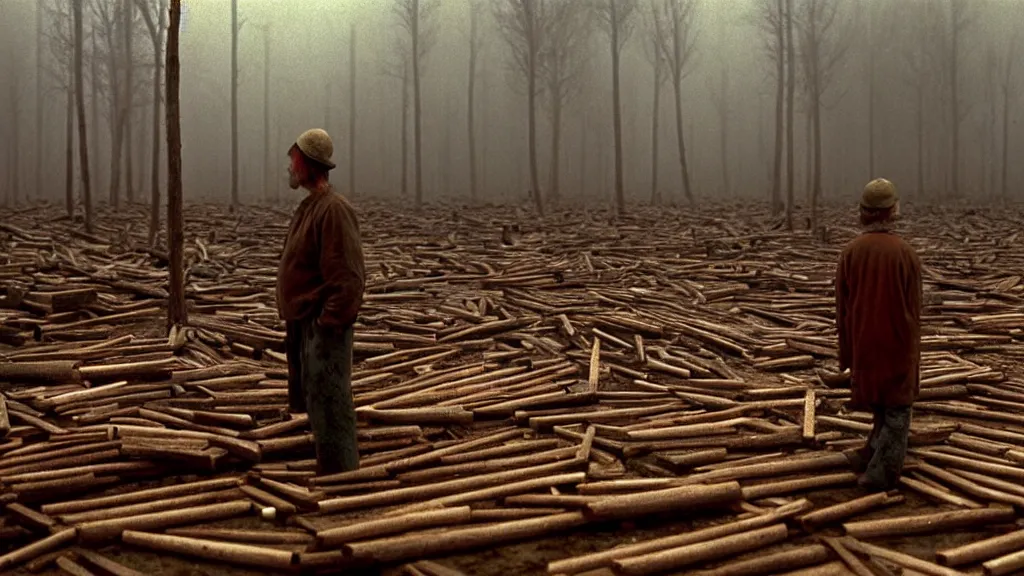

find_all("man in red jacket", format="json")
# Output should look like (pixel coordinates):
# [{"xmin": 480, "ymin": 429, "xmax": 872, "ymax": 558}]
[
  {"xmin": 835, "ymin": 178, "xmax": 922, "ymax": 492},
  {"xmin": 277, "ymin": 128, "xmax": 366, "ymax": 474}
]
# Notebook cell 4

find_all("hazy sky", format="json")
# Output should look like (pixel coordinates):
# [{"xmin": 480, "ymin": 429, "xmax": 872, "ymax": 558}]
[{"xmin": 1, "ymin": 0, "xmax": 1023, "ymax": 209}]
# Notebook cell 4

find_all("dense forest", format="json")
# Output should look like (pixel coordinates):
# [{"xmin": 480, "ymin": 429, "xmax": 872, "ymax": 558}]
[{"xmin": 0, "ymin": 0, "xmax": 1022, "ymax": 221}]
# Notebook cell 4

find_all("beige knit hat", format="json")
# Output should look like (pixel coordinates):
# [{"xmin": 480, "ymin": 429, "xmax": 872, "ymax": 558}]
[
  {"xmin": 295, "ymin": 128, "xmax": 335, "ymax": 170},
  {"xmin": 861, "ymin": 178, "xmax": 898, "ymax": 210}
]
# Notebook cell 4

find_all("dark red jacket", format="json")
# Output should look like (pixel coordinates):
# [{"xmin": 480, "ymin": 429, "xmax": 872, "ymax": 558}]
[
  {"xmin": 836, "ymin": 230, "xmax": 922, "ymax": 408},
  {"xmin": 277, "ymin": 187, "xmax": 365, "ymax": 329}
]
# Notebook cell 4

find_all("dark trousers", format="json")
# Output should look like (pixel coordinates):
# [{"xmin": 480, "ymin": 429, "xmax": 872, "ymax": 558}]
[
  {"xmin": 285, "ymin": 318, "xmax": 359, "ymax": 475},
  {"xmin": 854, "ymin": 406, "xmax": 911, "ymax": 491}
]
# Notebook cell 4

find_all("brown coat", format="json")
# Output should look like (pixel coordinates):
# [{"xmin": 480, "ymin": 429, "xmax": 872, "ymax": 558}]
[
  {"xmin": 835, "ymin": 230, "xmax": 922, "ymax": 409},
  {"xmin": 277, "ymin": 187, "xmax": 365, "ymax": 329}
]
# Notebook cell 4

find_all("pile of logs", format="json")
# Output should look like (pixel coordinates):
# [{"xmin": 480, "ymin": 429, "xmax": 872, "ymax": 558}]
[{"xmin": 1, "ymin": 201, "xmax": 1023, "ymax": 575}]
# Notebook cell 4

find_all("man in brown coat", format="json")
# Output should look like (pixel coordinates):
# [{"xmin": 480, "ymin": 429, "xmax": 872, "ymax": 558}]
[
  {"xmin": 835, "ymin": 178, "xmax": 922, "ymax": 492},
  {"xmin": 277, "ymin": 129, "xmax": 366, "ymax": 474}
]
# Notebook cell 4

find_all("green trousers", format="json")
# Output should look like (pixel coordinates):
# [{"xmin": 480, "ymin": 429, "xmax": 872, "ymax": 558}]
[
  {"xmin": 853, "ymin": 406, "xmax": 910, "ymax": 492},
  {"xmin": 285, "ymin": 318, "xmax": 359, "ymax": 475}
]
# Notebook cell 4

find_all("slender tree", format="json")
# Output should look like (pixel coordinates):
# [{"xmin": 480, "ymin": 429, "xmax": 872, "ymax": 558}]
[
  {"xmin": 642, "ymin": 0, "xmax": 669, "ymax": 205},
  {"xmin": 135, "ymin": 0, "xmax": 167, "ymax": 245},
  {"xmin": 711, "ymin": 64, "xmax": 731, "ymax": 197},
  {"xmin": 44, "ymin": 0, "xmax": 76, "ymax": 217},
  {"xmin": 230, "ymin": 0, "xmax": 240, "ymax": 210},
  {"xmin": 261, "ymin": 24, "xmax": 271, "ymax": 204},
  {"xmin": 541, "ymin": 0, "xmax": 591, "ymax": 205},
  {"xmin": 37, "ymin": 0, "xmax": 45, "ymax": 200},
  {"xmin": 785, "ymin": 0, "xmax": 795, "ymax": 229},
  {"xmin": 394, "ymin": 0, "xmax": 437, "ymax": 210},
  {"xmin": 494, "ymin": 0, "xmax": 546, "ymax": 216},
  {"xmin": 124, "ymin": 0, "xmax": 134, "ymax": 204},
  {"xmin": 948, "ymin": 0, "xmax": 973, "ymax": 198},
  {"xmin": 795, "ymin": 0, "xmax": 848, "ymax": 235},
  {"xmin": 467, "ymin": 0, "xmax": 484, "ymax": 203},
  {"xmin": 598, "ymin": 0, "xmax": 639, "ymax": 215},
  {"xmin": 654, "ymin": 0, "xmax": 698, "ymax": 208},
  {"xmin": 1000, "ymin": 28, "xmax": 1020, "ymax": 200},
  {"xmin": 166, "ymin": 0, "xmax": 187, "ymax": 329},
  {"xmin": 348, "ymin": 22, "xmax": 357, "ymax": 198},
  {"xmin": 754, "ymin": 0, "xmax": 786, "ymax": 215},
  {"xmin": 74, "ymin": 0, "xmax": 93, "ymax": 232}
]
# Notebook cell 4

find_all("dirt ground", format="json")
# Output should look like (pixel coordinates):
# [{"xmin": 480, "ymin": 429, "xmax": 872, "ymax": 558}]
[{"xmin": 4, "ymin": 200, "xmax": 1024, "ymax": 576}]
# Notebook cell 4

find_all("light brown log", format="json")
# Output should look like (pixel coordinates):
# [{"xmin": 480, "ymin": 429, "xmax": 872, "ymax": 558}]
[
  {"xmin": 802, "ymin": 389, "xmax": 815, "ymax": 441},
  {"xmin": 741, "ymin": 472, "xmax": 857, "ymax": 500},
  {"xmin": 1, "ymin": 393, "xmax": 12, "ymax": 437},
  {"xmin": 398, "ymin": 472, "xmax": 586, "ymax": 514},
  {"xmin": 843, "ymin": 507, "xmax": 1015, "ymax": 539},
  {"xmin": 983, "ymin": 549, "xmax": 1024, "ymax": 576},
  {"xmin": 820, "ymin": 536, "xmax": 875, "ymax": 576},
  {"xmin": 798, "ymin": 492, "xmax": 903, "ymax": 530},
  {"xmin": 546, "ymin": 502, "xmax": 806, "ymax": 575},
  {"xmin": 59, "ymin": 489, "xmax": 244, "ymax": 524},
  {"xmin": 692, "ymin": 544, "xmax": 831, "ymax": 576},
  {"xmin": 41, "ymin": 477, "xmax": 239, "ymax": 515},
  {"xmin": 55, "ymin": 556, "xmax": 97, "ymax": 576},
  {"xmin": 163, "ymin": 528, "xmax": 313, "ymax": 545},
  {"xmin": 318, "ymin": 459, "xmax": 581, "ymax": 514},
  {"xmin": 0, "ymin": 361, "xmax": 81, "ymax": 383},
  {"xmin": 899, "ymin": 476, "xmax": 983, "ymax": 509},
  {"xmin": 937, "ymin": 529, "xmax": 1024, "ymax": 567},
  {"xmin": 73, "ymin": 548, "xmax": 147, "ymax": 576},
  {"xmin": 612, "ymin": 524, "xmax": 790, "ymax": 576},
  {"xmin": 77, "ymin": 500, "xmax": 254, "ymax": 544},
  {"xmin": 121, "ymin": 530, "xmax": 297, "ymax": 570},
  {"xmin": 344, "ymin": 511, "xmax": 588, "ymax": 564},
  {"xmin": 840, "ymin": 537, "xmax": 969, "ymax": 576},
  {"xmin": 583, "ymin": 481, "xmax": 741, "ymax": 521},
  {"xmin": 314, "ymin": 506, "xmax": 473, "ymax": 549},
  {"xmin": 0, "ymin": 527, "xmax": 76, "ymax": 571}
]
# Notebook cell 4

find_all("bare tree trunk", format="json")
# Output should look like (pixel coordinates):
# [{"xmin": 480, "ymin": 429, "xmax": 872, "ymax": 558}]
[
  {"xmin": 66, "ymin": 72, "xmax": 75, "ymax": 218},
  {"xmin": 609, "ymin": 0, "xmax": 626, "ymax": 216},
  {"xmin": 950, "ymin": 0, "xmax": 960, "ymax": 198},
  {"xmin": 400, "ymin": 59, "xmax": 409, "ymax": 198},
  {"xmin": 348, "ymin": 22, "xmax": 356, "ymax": 197},
  {"xmin": 525, "ymin": 0, "xmax": 543, "ymax": 216},
  {"xmin": 10, "ymin": 82, "xmax": 21, "ymax": 205},
  {"xmin": 167, "ymin": 0, "xmax": 187, "ymax": 329},
  {"xmin": 107, "ymin": 24, "xmax": 124, "ymax": 209},
  {"xmin": 670, "ymin": 4, "xmax": 694, "ymax": 208},
  {"xmin": 262, "ymin": 25, "xmax": 270, "ymax": 203},
  {"xmin": 148, "ymin": 0, "xmax": 165, "ymax": 246},
  {"xmin": 579, "ymin": 111, "xmax": 587, "ymax": 196},
  {"xmin": 866, "ymin": 4, "xmax": 874, "ymax": 179},
  {"xmin": 467, "ymin": 1, "xmax": 479, "ymax": 204},
  {"xmin": 804, "ymin": 112, "xmax": 812, "ymax": 202},
  {"xmin": 124, "ymin": 0, "xmax": 134, "ymax": 204},
  {"xmin": 90, "ymin": 29, "xmax": 100, "ymax": 198},
  {"xmin": 230, "ymin": 0, "xmax": 239, "ymax": 210},
  {"xmin": 718, "ymin": 68, "xmax": 730, "ymax": 197},
  {"xmin": 37, "ymin": 0, "xmax": 44, "ymax": 201},
  {"xmin": 649, "ymin": 59, "xmax": 661, "ymax": 204},
  {"xmin": 916, "ymin": 84, "xmax": 924, "ymax": 198},
  {"xmin": 811, "ymin": 81, "xmax": 822, "ymax": 237},
  {"xmin": 771, "ymin": 0, "xmax": 784, "ymax": 216},
  {"xmin": 549, "ymin": 92, "xmax": 562, "ymax": 203},
  {"xmin": 785, "ymin": 0, "xmax": 795, "ymax": 229},
  {"xmin": 412, "ymin": 0, "xmax": 425, "ymax": 210},
  {"xmin": 1002, "ymin": 81, "xmax": 1011, "ymax": 200},
  {"xmin": 74, "ymin": 0, "xmax": 94, "ymax": 233}
]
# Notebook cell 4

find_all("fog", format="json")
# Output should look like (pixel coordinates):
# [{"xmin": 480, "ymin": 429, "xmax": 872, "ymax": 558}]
[{"xmin": 1, "ymin": 0, "xmax": 1023, "ymax": 211}]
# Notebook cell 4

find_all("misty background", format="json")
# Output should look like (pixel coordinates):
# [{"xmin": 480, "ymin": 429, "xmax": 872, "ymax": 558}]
[{"xmin": 0, "ymin": 0, "xmax": 1022, "ymax": 213}]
